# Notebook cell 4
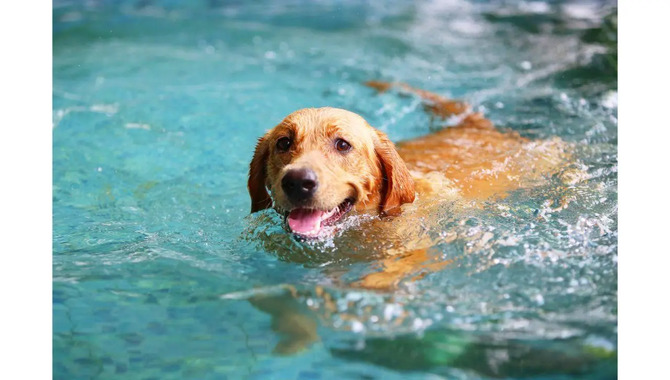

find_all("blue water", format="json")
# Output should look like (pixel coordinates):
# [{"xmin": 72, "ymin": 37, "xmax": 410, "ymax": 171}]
[{"xmin": 53, "ymin": 1, "xmax": 617, "ymax": 379}]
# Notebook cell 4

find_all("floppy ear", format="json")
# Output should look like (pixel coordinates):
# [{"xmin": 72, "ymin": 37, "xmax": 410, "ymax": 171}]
[
  {"xmin": 374, "ymin": 130, "xmax": 415, "ymax": 214},
  {"xmin": 248, "ymin": 136, "xmax": 273, "ymax": 213}
]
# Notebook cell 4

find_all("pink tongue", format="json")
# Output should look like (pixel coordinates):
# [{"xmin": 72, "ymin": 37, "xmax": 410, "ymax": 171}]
[{"xmin": 287, "ymin": 208, "xmax": 325, "ymax": 236}]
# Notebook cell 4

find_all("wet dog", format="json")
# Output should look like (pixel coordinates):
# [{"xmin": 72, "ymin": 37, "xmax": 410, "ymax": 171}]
[
  {"xmin": 243, "ymin": 82, "xmax": 569, "ymax": 354},
  {"xmin": 249, "ymin": 81, "xmax": 566, "ymax": 242}
]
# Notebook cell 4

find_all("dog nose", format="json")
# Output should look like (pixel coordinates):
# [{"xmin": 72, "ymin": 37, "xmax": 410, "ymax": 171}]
[{"xmin": 282, "ymin": 168, "xmax": 318, "ymax": 203}]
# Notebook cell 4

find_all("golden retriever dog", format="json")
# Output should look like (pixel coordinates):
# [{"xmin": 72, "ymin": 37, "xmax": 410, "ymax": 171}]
[
  {"xmin": 249, "ymin": 81, "xmax": 566, "ymax": 247},
  {"xmin": 243, "ymin": 81, "xmax": 569, "ymax": 353}
]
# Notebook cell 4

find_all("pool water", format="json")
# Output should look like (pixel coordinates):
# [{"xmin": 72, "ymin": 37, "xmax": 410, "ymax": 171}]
[{"xmin": 53, "ymin": 1, "xmax": 617, "ymax": 379}]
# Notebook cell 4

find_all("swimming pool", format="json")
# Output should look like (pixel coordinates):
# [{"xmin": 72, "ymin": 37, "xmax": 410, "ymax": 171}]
[{"xmin": 53, "ymin": 0, "xmax": 617, "ymax": 378}]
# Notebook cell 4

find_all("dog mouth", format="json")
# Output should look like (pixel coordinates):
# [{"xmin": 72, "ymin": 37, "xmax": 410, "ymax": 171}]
[{"xmin": 285, "ymin": 198, "xmax": 355, "ymax": 238}]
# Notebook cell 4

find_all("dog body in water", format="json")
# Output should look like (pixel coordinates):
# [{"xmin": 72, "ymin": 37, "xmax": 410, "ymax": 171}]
[
  {"xmin": 249, "ymin": 81, "xmax": 565, "ymax": 245},
  {"xmin": 243, "ymin": 82, "xmax": 569, "ymax": 353}
]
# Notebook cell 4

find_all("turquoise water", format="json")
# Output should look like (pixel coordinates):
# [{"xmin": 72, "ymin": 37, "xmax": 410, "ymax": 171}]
[{"xmin": 53, "ymin": 1, "xmax": 617, "ymax": 379}]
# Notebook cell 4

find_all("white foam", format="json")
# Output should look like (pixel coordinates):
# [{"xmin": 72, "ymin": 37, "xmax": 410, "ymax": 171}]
[{"xmin": 125, "ymin": 123, "xmax": 151, "ymax": 130}]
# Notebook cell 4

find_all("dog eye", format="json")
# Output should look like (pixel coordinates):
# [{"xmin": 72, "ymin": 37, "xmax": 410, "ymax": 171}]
[
  {"xmin": 335, "ymin": 138, "xmax": 352, "ymax": 152},
  {"xmin": 276, "ymin": 137, "xmax": 291, "ymax": 152}
]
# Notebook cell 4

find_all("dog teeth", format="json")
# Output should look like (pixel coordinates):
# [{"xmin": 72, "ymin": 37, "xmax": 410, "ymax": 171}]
[{"xmin": 321, "ymin": 208, "xmax": 338, "ymax": 220}]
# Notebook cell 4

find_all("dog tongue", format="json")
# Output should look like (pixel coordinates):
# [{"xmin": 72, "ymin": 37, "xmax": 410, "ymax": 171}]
[{"xmin": 287, "ymin": 208, "xmax": 325, "ymax": 236}]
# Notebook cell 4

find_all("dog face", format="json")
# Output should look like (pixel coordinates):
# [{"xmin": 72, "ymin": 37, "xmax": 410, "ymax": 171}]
[{"xmin": 248, "ymin": 107, "xmax": 415, "ymax": 238}]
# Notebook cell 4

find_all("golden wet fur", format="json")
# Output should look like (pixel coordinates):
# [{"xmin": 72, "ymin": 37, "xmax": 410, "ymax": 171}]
[
  {"xmin": 250, "ymin": 81, "xmax": 565, "ymax": 224},
  {"xmin": 248, "ymin": 81, "xmax": 568, "ymax": 290},
  {"xmin": 245, "ymin": 81, "xmax": 569, "ymax": 353}
]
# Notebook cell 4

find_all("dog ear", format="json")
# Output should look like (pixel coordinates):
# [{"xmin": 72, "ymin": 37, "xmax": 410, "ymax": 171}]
[
  {"xmin": 374, "ymin": 130, "xmax": 415, "ymax": 214},
  {"xmin": 248, "ymin": 136, "xmax": 273, "ymax": 213}
]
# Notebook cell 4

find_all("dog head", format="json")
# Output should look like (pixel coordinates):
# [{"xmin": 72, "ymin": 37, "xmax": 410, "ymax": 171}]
[{"xmin": 248, "ymin": 107, "xmax": 415, "ymax": 238}]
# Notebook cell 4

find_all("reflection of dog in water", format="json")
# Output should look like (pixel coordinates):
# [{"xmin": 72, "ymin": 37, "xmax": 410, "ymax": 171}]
[{"xmin": 244, "ymin": 81, "xmax": 570, "ymax": 354}]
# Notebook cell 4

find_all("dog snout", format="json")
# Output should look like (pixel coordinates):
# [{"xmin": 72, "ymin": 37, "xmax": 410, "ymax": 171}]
[{"xmin": 282, "ymin": 168, "xmax": 318, "ymax": 204}]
